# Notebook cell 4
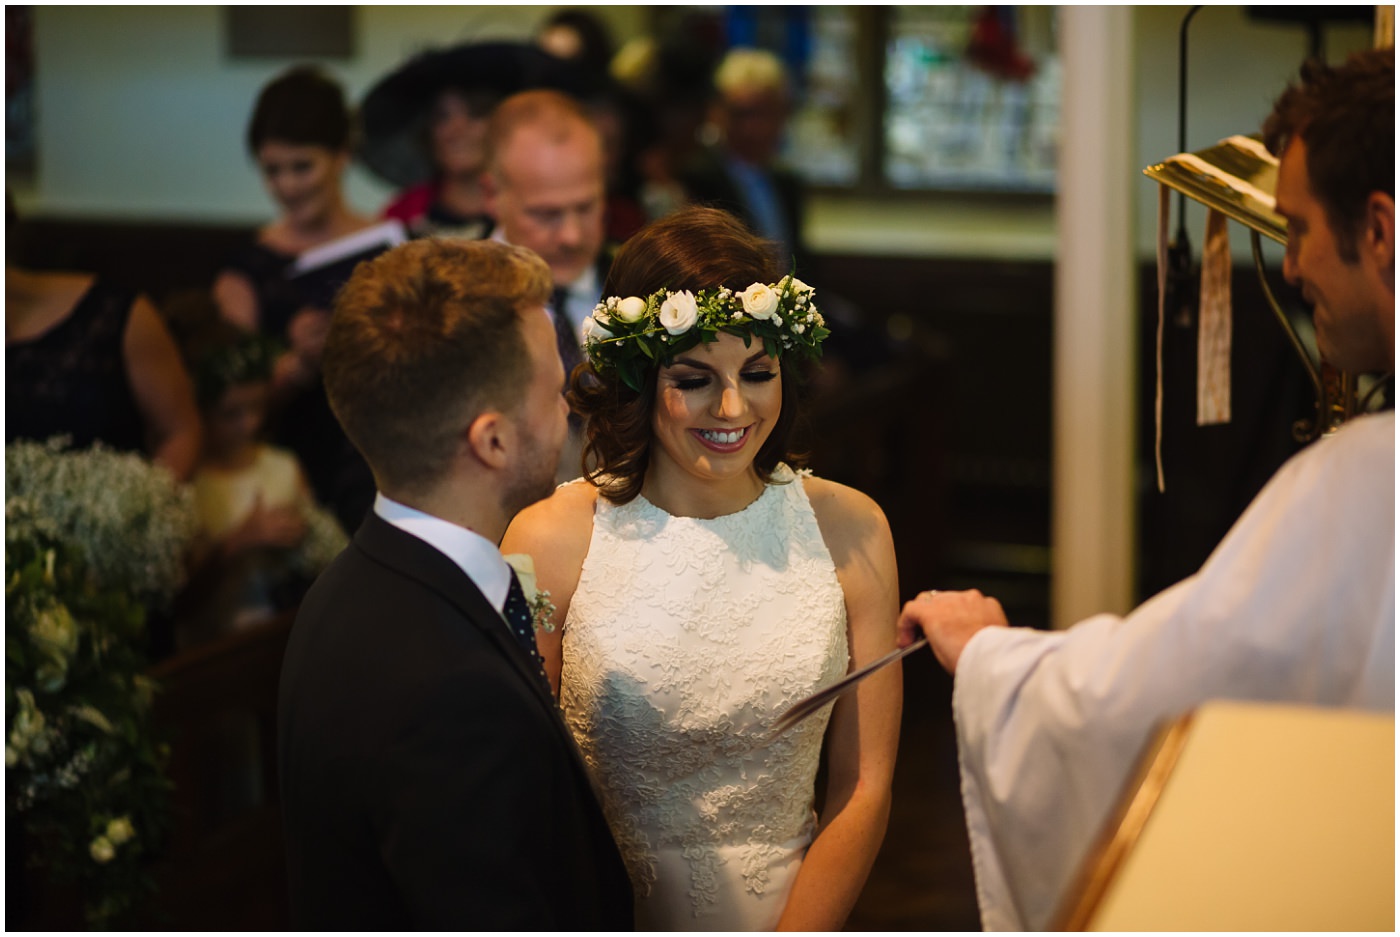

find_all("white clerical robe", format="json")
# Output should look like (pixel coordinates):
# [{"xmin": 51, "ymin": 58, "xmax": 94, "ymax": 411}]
[{"xmin": 953, "ymin": 410, "xmax": 1395, "ymax": 931}]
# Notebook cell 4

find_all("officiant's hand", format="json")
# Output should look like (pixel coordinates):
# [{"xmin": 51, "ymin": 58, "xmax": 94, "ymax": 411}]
[{"xmin": 897, "ymin": 589, "xmax": 1008, "ymax": 674}]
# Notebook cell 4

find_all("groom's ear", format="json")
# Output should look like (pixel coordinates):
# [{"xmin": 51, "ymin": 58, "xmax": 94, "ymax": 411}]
[{"xmin": 464, "ymin": 409, "xmax": 512, "ymax": 471}]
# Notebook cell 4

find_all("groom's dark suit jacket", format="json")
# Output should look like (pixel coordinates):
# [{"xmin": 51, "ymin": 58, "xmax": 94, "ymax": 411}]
[{"xmin": 277, "ymin": 512, "xmax": 633, "ymax": 930}]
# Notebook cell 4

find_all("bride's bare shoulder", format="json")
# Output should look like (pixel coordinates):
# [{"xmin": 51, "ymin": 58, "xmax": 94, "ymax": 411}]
[
  {"xmin": 801, "ymin": 474, "xmax": 886, "ymax": 525},
  {"xmin": 502, "ymin": 479, "xmax": 598, "ymax": 556},
  {"xmin": 800, "ymin": 474, "xmax": 892, "ymax": 563}
]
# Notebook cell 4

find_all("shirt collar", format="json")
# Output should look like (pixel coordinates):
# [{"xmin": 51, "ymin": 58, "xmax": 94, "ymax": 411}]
[{"xmin": 373, "ymin": 493, "xmax": 511, "ymax": 613}]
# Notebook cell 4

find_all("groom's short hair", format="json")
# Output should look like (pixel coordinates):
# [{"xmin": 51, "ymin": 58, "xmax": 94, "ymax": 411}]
[{"xmin": 323, "ymin": 238, "xmax": 551, "ymax": 495}]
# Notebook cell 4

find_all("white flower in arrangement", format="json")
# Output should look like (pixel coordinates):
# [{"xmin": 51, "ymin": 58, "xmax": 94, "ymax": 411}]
[
  {"xmin": 30, "ymin": 604, "xmax": 79, "ymax": 660},
  {"xmin": 741, "ymin": 283, "xmax": 780, "ymax": 321},
  {"xmin": 659, "ymin": 290, "xmax": 699, "ymax": 334},
  {"xmin": 89, "ymin": 835, "xmax": 116, "ymax": 864},
  {"xmin": 5, "ymin": 439, "xmax": 196, "ymax": 605},
  {"xmin": 106, "ymin": 816, "xmax": 135, "ymax": 846},
  {"xmin": 614, "ymin": 295, "xmax": 648, "ymax": 323},
  {"xmin": 9, "ymin": 688, "xmax": 45, "ymax": 754}
]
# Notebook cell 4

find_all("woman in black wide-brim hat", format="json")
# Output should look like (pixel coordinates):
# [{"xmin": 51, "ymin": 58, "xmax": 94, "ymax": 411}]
[{"xmin": 361, "ymin": 41, "xmax": 601, "ymax": 239}]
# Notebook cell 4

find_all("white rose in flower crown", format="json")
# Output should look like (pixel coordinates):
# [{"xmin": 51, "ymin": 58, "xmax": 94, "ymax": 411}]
[
  {"xmin": 581, "ymin": 314, "xmax": 612, "ymax": 345},
  {"xmin": 741, "ymin": 283, "xmax": 780, "ymax": 321},
  {"xmin": 614, "ymin": 295, "xmax": 648, "ymax": 323},
  {"xmin": 659, "ymin": 290, "xmax": 699, "ymax": 334}
]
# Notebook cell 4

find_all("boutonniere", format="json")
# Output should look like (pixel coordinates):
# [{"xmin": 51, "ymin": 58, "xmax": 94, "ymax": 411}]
[{"xmin": 502, "ymin": 553, "xmax": 557, "ymax": 633}]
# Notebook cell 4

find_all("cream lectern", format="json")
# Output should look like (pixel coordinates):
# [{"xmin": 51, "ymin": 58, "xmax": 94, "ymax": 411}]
[{"xmin": 1055, "ymin": 701, "xmax": 1395, "ymax": 931}]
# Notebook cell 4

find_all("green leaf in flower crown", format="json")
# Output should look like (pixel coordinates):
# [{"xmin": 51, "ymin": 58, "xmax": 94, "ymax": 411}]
[
  {"xmin": 763, "ymin": 337, "xmax": 778, "ymax": 358},
  {"xmin": 620, "ymin": 361, "xmax": 642, "ymax": 393}
]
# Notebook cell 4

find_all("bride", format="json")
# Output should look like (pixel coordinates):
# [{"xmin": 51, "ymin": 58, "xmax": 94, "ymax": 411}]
[{"xmin": 501, "ymin": 207, "xmax": 901, "ymax": 930}]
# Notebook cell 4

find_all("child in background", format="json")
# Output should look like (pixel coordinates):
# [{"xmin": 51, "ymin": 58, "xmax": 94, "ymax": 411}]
[{"xmin": 179, "ymin": 332, "xmax": 346, "ymax": 648}]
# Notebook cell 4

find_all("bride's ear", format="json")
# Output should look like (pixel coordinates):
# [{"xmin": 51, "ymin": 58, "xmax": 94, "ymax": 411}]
[{"xmin": 464, "ymin": 410, "xmax": 513, "ymax": 470}]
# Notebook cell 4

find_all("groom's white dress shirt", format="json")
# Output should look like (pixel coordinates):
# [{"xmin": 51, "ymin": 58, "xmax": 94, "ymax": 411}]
[{"xmin": 374, "ymin": 493, "xmax": 510, "ymax": 616}]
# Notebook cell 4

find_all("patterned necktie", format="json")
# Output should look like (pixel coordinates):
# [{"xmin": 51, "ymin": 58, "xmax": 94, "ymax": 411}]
[
  {"xmin": 550, "ymin": 287, "xmax": 584, "ymax": 385},
  {"xmin": 503, "ymin": 569, "xmax": 552, "ymax": 694}
]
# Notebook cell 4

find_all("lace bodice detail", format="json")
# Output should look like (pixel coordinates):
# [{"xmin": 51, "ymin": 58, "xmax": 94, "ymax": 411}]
[{"xmin": 561, "ymin": 464, "xmax": 849, "ymax": 924}]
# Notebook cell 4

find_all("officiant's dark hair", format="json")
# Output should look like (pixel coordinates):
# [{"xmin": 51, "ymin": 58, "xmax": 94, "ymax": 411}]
[
  {"xmin": 323, "ymin": 238, "xmax": 550, "ymax": 495},
  {"xmin": 1263, "ymin": 47, "xmax": 1393, "ymax": 261},
  {"xmin": 247, "ymin": 65, "xmax": 354, "ymax": 155},
  {"xmin": 574, "ymin": 206, "xmax": 807, "ymax": 505}
]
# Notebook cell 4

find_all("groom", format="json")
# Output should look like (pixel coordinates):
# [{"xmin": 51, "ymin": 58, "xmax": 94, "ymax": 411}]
[{"xmin": 276, "ymin": 239, "xmax": 633, "ymax": 928}]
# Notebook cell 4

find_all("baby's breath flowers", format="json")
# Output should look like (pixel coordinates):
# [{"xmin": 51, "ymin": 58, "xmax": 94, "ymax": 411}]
[{"xmin": 7, "ymin": 439, "xmax": 194, "ymax": 925}]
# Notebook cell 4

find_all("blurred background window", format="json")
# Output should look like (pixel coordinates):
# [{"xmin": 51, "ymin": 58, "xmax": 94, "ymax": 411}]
[{"xmin": 682, "ymin": 6, "xmax": 1060, "ymax": 195}]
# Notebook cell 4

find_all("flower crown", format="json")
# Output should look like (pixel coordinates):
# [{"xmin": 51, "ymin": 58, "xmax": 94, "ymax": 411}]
[
  {"xmin": 583, "ymin": 276, "xmax": 831, "ymax": 392},
  {"xmin": 196, "ymin": 335, "xmax": 283, "ymax": 408}
]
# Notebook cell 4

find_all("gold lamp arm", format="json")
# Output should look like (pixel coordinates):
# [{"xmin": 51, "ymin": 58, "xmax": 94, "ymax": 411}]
[{"xmin": 1250, "ymin": 230, "xmax": 1362, "ymax": 442}]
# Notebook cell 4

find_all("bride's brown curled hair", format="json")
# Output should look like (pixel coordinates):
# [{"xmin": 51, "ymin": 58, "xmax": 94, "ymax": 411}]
[{"xmin": 572, "ymin": 206, "xmax": 808, "ymax": 504}]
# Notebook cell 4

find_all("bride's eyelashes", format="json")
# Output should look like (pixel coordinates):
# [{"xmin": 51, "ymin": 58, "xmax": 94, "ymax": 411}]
[{"xmin": 669, "ymin": 370, "xmax": 779, "ymax": 392}]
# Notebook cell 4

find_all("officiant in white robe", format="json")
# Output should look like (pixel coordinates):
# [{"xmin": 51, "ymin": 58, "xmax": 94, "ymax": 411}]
[
  {"xmin": 898, "ymin": 48, "xmax": 1395, "ymax": 931},
  {"xmin": 942, "ymin": 410, "xmax": 1393, "ymax": 929}
]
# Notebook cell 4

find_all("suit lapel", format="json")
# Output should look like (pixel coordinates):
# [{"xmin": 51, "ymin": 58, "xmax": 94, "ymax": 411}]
[{"xmin": 351, "ymin": 514, "xmax": 599, "ymax": 780}]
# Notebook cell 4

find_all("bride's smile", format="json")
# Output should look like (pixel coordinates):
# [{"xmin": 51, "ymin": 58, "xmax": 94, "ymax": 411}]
[
  {"xmin": 693, "ymin": 424, "xmax": 752, "ymax": 451},
  {"xmin": 646, "ymin": 333, "xmax": 783, "ymax": 513}
]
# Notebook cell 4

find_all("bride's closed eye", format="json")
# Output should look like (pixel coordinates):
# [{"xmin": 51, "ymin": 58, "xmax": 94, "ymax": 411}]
[{"xmin": 670, "ymin": 370, "xmax": 778, "ymax": 391}]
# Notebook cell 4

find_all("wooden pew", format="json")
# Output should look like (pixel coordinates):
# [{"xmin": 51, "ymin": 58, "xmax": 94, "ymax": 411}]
[{"xmin": 139, "ymin": 613, "xmax": 295, "ymax": 930}]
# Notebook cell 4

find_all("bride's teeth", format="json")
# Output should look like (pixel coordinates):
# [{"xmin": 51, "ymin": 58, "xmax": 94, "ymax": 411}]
[{"xmin": 701, "ymin": 429, "xmax": 743, "ymax": 444}]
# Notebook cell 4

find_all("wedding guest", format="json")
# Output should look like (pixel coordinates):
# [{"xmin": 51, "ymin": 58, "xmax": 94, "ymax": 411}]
[
  {"xmin": 212, "ymin": 66, "xmax": 398, "ymax": 534},
  {"xmin": 213, "ymin": 66, "xmax": 383, "ymax": 386},
  {"xmin": 360, "ymin": 43, "xmax": 586, "ymax": 240},
  {"xmin": 179, "ymin": 330, "xmax": 345, "ymax": 648},
  {"xmin": 679, "ymin": 47, "xmax": 810, "ymax": 276},
  {"xmin": 527, "ymin": 8, "xmax": 647, "ymax": 242},
  {"xmin": 278, "ymin": 238, "xmax": 632, "ymax": 929},
  {"xmin": 484, "ymin": 89, "xmax": 609, "ymax": 365},
  {"xmin": 501, "ymin": 206, "xmax": 900, "ymax": 929},
  {"xmin": 378, "ymin": 83, "xmax": 498, "ymax": 239},
  {"xmin": 897, "ymin": 47, "xmax": 1395, "ymax": 931},
  {"xmin": 6, "ymin": 227, "xmax": 201, "ymax": 481}
]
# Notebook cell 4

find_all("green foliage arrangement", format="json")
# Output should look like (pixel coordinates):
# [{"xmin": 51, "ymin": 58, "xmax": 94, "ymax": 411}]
[{"xmin": 6, "ymin": 439, "xmax": 197, "ymax": 927}]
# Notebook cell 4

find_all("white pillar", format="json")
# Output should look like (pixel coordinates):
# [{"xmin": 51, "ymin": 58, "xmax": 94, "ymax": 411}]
[{"xmin": 1051, "ymin": 6, "xmax": 1138, "ymax": 627}]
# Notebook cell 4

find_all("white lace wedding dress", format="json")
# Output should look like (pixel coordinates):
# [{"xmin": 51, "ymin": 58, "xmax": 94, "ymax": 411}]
[{"xmin": 560, "ymin": 464, "xmax": 850, "ymax": 930}]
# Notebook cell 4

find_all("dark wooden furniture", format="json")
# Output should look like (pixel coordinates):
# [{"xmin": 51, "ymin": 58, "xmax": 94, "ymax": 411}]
[{"xmin": 140, "ymin": 614, "xmax": 295, "ymax": 930}]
